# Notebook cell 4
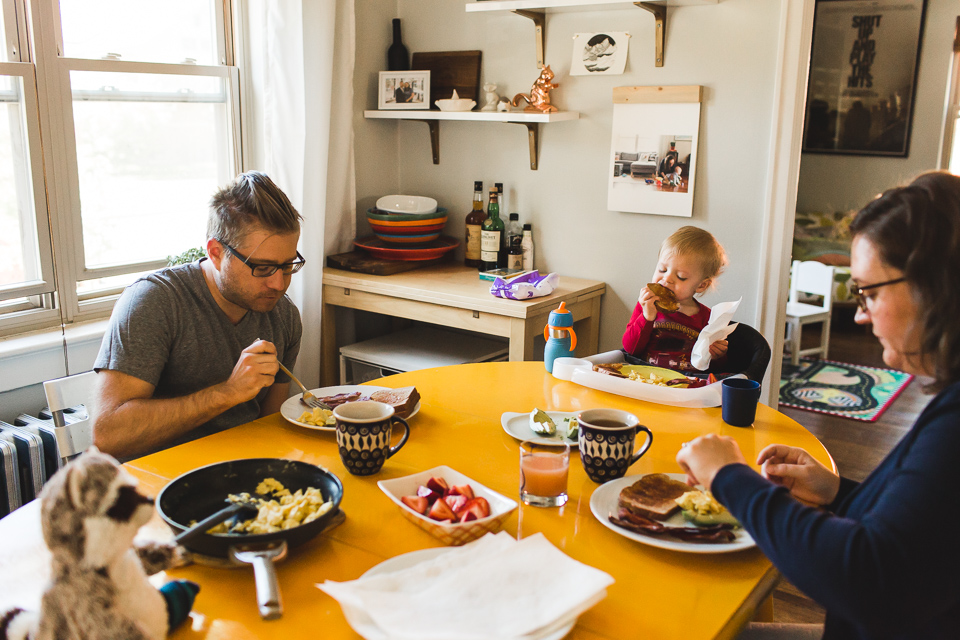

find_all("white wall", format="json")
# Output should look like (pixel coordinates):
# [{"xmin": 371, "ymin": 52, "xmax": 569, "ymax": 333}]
[
  {"xmin": 354, "ymin": 0, "xmax": 785, "ymax": 355},
  {"xmin": 797, "ymin": 0, "xmax": 956, "ymax": 213}
]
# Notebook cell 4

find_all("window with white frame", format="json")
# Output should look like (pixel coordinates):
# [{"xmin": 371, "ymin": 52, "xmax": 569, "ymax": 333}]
[{"xmin": 0, "ymin": 0, "xmax": 241, "ymax": 337}]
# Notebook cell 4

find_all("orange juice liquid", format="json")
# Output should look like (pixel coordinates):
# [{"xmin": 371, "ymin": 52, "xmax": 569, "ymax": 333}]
[{"xmin": 521, "ymin": 452, "xmax": 569, "ymax": 497}]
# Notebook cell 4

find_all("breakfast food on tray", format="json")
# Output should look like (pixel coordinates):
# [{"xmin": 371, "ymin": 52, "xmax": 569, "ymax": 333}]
[
  {"xmin": 369, "ymin": 386, "xmax": 421, "ymax": 419},
  {"xmin": 400, "ymin": 476, "xmax": 491, "ymax": 524},
  {"xmin": 617, "ymin": 473, "xmax": 690, "ymax": 521},
  {"xmin": 676, "ymin": 490, "xmax": 740, "ymax": 527},
  {"xmin": 647, "ymin": 282, "xmax": 679, "ymax": 313},
  {"xmin": 593, "ymin": 363, "xmax": 627, "ymax": 378},
  {"xmin": 207, "ymin": 478, "xmax": 333, "ymax": 535}
]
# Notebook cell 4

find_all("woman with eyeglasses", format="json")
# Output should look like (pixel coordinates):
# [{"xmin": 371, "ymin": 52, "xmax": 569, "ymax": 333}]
[{"xmin": 678, "ymin": 172, "xmax": 960, "ymax": 639}]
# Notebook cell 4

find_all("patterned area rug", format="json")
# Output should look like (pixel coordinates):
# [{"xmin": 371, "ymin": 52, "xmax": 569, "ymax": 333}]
[{"xmin": 779, "ymin": 358, "xmax": 913, "ymax": 422}]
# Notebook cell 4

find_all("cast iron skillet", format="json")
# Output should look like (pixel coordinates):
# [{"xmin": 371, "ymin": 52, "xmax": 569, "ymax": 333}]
[{"xmin": 156, "ymin": 458, "xmax": 344, "ymax": 558}]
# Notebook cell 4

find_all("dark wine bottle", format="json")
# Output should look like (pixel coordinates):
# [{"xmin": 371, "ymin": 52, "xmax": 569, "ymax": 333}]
[{"xmin": 387, "ymin": 19, "xmax": 410, "ymax": 71}]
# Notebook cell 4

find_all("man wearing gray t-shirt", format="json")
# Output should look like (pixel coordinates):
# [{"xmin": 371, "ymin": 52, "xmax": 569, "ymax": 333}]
[{"xmin": 93, "ymin": 172, "xmax": 304, "ymax": 458}]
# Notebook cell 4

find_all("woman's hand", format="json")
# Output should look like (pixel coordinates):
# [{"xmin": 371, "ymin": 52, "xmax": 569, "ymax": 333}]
[
  {"xmin": 757, "ymin": 444, "xmax": 841, "ymax": 506},
  {"xmin": 708, "ymin": 339, "xmax": 729, "ymax": 358},
  {"xmin": 675, "ymin": 434, "xmax": 748, "ymax": 492},
  {"xmin": 638, "ymin": 286, "xmax": 659, "ymax": 321}
]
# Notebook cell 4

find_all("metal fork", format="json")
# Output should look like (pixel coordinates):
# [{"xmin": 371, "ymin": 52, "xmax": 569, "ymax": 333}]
[{"xmin": 277, "ymin": 362, "xmax": 331, "ymax": 410}]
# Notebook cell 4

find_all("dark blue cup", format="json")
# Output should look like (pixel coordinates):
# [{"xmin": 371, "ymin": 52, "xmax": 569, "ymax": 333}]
[{"xmin": 721, "ymin": 378, "xmax": 761, "ymax": 427}]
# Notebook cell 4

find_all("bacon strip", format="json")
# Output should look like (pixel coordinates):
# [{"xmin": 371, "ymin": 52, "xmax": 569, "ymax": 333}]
[
  {"xmin": 300, "ymin": 391, "xmax": 366, "ymax": 408},
  {"xmin": 610, "ymin": 508, "xmax": 737, "ymax": 543}
]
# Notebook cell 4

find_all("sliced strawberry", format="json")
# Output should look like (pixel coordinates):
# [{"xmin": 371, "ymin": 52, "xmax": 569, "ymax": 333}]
[
  {"xmin": 426, "ymin": 477, "xmax": 449, "ymax": 494},
  {"xmin": 445, "ymin": 494, "xmax": 468, "ymax": 513},
  {"xmin": 417, "ymin": 485, "xmax": 441, "ymax": 504},
  {"xmin": 450, "ymin": 484, "xmax": 475, "ymax": 499},
  {"xmin": 463, "ymin": 497, "xmax": 491, "ymax": 520},
  {"xmin": 427, "ymin": 498, "xmax": 457, "ymax": 522},
  {"xmin": 459, "ymin": 510, "xmax": 478, "ymax": 523},
  {"xmin": 401, "ymin": 495, "xmax": 429, "ymax": 514}
]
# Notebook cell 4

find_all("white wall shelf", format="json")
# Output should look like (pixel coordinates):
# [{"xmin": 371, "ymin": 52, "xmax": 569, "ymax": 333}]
[
  {"xmin": 466, "ymin": 0, "xmax": 719, "ymax": 68},
  {"xmin": 363, "ymin": 110, "xmax": 580, "ymax": 170}
]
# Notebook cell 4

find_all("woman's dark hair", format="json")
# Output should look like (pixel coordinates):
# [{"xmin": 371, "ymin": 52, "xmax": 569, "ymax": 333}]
[{"xmin": 850, "ymin": 171, "xmax": 960, "ymax": 390}]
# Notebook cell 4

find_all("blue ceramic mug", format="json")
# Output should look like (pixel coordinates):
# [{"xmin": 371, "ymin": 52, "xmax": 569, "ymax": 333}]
[
  {"xmin": 334, "ymin": 401, "xmax": 409, "ymax": 476},
  {"xmin": 578, "ymin": 409, "xmax": 653, "ymax": 483}
]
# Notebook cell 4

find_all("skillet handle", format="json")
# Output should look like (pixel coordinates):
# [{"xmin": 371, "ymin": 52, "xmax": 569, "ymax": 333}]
[{"xmin": 250, "ymin": 550, "xmax": 283, "ymax": 620}]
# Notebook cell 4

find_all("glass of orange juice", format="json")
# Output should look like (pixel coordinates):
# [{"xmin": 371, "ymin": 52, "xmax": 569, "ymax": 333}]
[{"xmin": 519, "ymin": 441, "xmax": 570, "ymax": 507}]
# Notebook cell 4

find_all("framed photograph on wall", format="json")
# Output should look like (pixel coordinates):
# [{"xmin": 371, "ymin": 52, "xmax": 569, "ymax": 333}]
[
  {"xmin": 378, "ymin": 70, "xmax": 431, "ymax": 110},
  {"xmin": 802, "ymin": 0, "xmax": 927, "ymax": 156}
]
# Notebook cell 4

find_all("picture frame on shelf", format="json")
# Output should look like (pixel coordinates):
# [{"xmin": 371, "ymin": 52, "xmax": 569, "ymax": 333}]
[
  {"xmin": 378, "ymin": 70, "xmax": 431, "ymax": 110},
  {"xmin": 802, "ymin": 0, "xmax": 927, "ymax": 157}
]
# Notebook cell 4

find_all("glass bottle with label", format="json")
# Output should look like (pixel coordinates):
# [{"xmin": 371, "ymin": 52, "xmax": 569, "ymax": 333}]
[
  {"xmin": 505, "ymin": 213, "xmax": 523, "ymax": 269},
  {"xmin": 521, "ymin": 223, "xmax": 535, "ymax": 271},
  {"xmin": 464, "ymin": 181, "xmax": 485, "ymax": 268},
  {"xmin": 480, "ymin": 187, "xmax": 504, "ymax": 271}
]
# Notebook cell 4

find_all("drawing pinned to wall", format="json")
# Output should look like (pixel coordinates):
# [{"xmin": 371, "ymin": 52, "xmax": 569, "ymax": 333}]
[
  {"xmin": 570, "ymin": 32, "xmax": 629, "ymax": 76},
  {"xmin": 607, "ymin": 86, "xmax": 702, "ymax": 217}
]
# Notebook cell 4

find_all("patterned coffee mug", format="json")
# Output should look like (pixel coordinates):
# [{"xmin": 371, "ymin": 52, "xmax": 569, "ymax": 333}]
[
  {"xmin": 334, "ymin": 401, "xmax": 409, "ymax": 476},
  {"xmin": 578, "ymin": 409, "xmax": 653, "ymax": 483}
]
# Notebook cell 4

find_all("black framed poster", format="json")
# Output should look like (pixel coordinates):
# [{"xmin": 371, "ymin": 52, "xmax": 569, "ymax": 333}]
[{"xmin": 802, "ymin": 0, "xmax": 927, "ymax": 156}]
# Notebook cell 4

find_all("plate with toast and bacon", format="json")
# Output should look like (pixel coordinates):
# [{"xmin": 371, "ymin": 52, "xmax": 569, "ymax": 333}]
[
  {"xmin": 280, "ymin": 385, "xmax": 420, "ymax": 432},
  {"xmin": 589, "ymin": 473, "xmax": 755, "ymax": 553}
]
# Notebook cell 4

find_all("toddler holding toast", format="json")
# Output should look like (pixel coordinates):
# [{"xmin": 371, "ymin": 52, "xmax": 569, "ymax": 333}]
[{"xmin": 621, "ymin": 226, "xmax": 728, "ymax": 373}]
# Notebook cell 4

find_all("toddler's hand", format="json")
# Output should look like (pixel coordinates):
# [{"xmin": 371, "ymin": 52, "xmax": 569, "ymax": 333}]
[
  {"xmin": 709, "ymin": 339, "xmax": 729, "ymax": 358},
  {"xmin": 638, "ymin": 287, "xmax": 659, "ymax": 321}
]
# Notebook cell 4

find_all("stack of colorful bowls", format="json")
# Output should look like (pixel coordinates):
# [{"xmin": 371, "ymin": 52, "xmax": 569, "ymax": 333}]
[{"xmin": 367, "ymin": 195, "xmax": 447, "ymax": 244}]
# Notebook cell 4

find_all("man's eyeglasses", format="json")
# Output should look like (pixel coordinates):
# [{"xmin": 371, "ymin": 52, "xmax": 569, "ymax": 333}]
[
  {"xmin": 852, "ymin": 277, "xmax": 906, "ymax": 312},
  {"xmin": 218, "ymin": 240, "xmax": 305, "ymax": 277}
]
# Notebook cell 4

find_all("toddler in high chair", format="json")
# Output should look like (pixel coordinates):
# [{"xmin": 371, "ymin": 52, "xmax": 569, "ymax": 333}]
[{"xmin": 622, "ymin": 226, "xmax": 728, "ymax": 373}]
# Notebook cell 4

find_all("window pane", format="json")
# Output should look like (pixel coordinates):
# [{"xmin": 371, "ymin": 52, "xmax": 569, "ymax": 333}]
[
  {"xmin": 77, "ymin": 269, "xmax": 156, "ymax": 297},
  {"xmin": 59, "ymin": 0, "xmax": 219, "ymax": 65},
  {"xmin": 70, "ymin": 71, "xmax": 232, "ymax": 272},
  {"xmin": 0, "ymin": 75, "xmax": 42, "ymax": 289},
  {"xmin": 0, "ymin": 4, "xmax": 9, "ymax": 63}
]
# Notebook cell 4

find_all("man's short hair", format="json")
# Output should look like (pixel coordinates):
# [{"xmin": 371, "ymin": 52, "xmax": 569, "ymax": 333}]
[{"xmin": 207, "ymin": 171, "xmax": 302, "ymax": 247}]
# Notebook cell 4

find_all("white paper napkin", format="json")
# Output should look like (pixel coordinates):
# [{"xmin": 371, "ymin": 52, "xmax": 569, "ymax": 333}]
[
  {"xmin": 318, "ymin": 532, "xmax": 613, "ymax": 640},
  {"xmin": 691, "ymin": 297, "xmax": 741, "ymax": 370}
]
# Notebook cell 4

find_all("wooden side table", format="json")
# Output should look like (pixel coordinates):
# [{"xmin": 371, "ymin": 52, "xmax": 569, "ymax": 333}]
[{"xmin": 320, "ymin": 265, "xmax": 606, "ymax": 386}]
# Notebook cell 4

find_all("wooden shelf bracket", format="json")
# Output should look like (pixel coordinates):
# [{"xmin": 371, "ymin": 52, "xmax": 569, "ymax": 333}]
[
  {"xmin": 635, "ymin": 2, "xmax": 666, "ymax": 67},
  {"xmin": 512, "ymin": 10, "xmax": 546, "ymax": 68},
  {"xmin": 414, "ymin": 119, "xmax": 441, "ymax": 164}
]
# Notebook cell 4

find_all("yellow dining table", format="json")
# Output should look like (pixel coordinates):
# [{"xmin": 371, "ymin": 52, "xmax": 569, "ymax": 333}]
[{"xmin": 0, "ymin": 362, "xmax": 834, "ymax": 640}]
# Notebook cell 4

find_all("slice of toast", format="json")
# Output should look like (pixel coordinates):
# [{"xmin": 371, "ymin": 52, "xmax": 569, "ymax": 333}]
[
  {"xmin": 368, "ymin": 386, "xmax": 420, "ymax": 419},
  {"xmin": 618, "ymin": 473, "xmax": 690, "ymax": 521}
]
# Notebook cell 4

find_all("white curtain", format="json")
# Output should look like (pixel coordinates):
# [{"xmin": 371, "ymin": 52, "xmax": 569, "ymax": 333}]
[{"xmin": 243, "ymin": 0, "xmax": 357, "ymax": 389}]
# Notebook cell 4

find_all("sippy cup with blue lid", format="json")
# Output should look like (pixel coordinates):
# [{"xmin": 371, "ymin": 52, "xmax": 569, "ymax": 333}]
[{"xmin": 543, "ymin": 302, "xmax": 577, "ymax": 373}]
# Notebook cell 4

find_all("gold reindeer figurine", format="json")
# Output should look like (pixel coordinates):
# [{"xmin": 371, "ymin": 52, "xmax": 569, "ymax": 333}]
[{"xmin": 512, "ymin": 65, "xmax": 559, "ymax": 113}]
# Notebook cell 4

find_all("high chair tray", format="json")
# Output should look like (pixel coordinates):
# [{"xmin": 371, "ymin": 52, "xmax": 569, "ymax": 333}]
[{"xmin": 551, "ymin": 351, "xmax": 743, "ymax": 408}]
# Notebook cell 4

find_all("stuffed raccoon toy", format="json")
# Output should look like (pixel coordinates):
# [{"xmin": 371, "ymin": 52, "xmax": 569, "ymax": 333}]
[{"xmin": 0, "ymin": 448, "xmax": 198, "ymax": 640}]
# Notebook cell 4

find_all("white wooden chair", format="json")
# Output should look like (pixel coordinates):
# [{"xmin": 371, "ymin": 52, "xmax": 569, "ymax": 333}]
[
  {"xmin": 785, "ymin": 260, "xmax": 836, "ymax": 365},
  {"xmin": 42, "ymin": 371, "xmax": 97, "ymax": 464}
]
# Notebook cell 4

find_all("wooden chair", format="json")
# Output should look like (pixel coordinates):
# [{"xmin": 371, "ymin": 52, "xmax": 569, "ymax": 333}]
[
  {"xmin": 785, "ymin": 260, "xmax": 836, "ymax": 365},
  {"xmin": 42, "ymin": 371, "xmax": 97, "ymax": 465}
]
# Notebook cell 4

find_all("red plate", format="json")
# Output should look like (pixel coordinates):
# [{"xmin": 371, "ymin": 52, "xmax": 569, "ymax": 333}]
[{"xmin": 353, "ymin": 235, "xmax": 460, "ymax": 261}]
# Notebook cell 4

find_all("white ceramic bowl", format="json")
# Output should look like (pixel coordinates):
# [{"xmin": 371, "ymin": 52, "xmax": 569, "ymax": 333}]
[
  {"xmin": 378, "ymin": 465, "xmax": 517, "ymax": 546},
  {"xmin": 375, "ymin": 195, "xmax": 438, "ymax": 215},
  {"xmin": 435, "ymin": 98, "xmax": 476, "ymax": 112}
]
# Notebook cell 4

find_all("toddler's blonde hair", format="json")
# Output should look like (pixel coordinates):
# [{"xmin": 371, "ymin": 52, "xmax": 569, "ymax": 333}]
[{"xmin": 660, "ymin": 226, "xmax": 727, "ymax": 281}]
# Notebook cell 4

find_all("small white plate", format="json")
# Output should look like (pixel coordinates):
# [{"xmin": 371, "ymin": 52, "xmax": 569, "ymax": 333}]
[
  {"xmin": 501, "ymin": 411, "xmax": 579, "ymax": 447},
  {"xmin": 589, "ymin": 473, "xmax": 756, "ymax": 554},
  {"xmin": 280, "ymin": 385, "xmax": 420, "ymax": 432},
  {"xmin": 348, "ymin": 547, "xmax": 574, "ymax": 640}
]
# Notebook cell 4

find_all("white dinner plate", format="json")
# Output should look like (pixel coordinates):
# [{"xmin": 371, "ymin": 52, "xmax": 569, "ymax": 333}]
[
  {"xmin": 279, "ymin": 385, "xmax": 420, "ymax": 432},
  {"xmin": 500, "ymin": 411, "xmax": 580, "ymax": 448},
  {"xmin": 348, "ymin": 547, "xmax": 575, "ymax": 640},
  {"xmin": 589, "ymin": 473, "xmax": 756, "ymax": 554}
]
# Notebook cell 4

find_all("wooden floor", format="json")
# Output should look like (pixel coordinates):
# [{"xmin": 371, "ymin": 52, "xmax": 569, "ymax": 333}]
[{"xmin": 770, "ymin": 308, "xmax": 933, "ymax": 623}]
